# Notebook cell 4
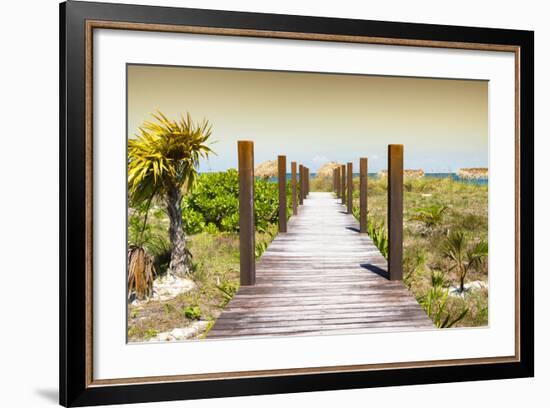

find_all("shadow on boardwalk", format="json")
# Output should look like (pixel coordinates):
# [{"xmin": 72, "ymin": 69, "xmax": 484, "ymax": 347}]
[{"xmin": 208, "ymin": 192, "xmax": 433, "ymax": 338}]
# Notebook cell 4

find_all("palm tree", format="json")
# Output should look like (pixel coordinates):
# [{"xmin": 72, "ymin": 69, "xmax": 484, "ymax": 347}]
[
  {"xmin": 441, "ymin": 230, "xmax": 488, "ymax": 292},
  {"xmin": 128, "ymin": 111, "xmax": 213, "ymax": 276}
]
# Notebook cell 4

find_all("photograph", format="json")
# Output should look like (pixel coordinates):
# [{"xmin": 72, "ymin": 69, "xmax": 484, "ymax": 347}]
[
  {"xmin": 55, "ymin": 1, "xmax": 534, "ymax": 405},
  {"xmin": 126, "ymin": 64, "xmax": 489, "ymax": 343}
]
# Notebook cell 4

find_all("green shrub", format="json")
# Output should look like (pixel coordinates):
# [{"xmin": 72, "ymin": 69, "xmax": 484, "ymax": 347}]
[
  {"xmin": 183, "ymin": 305, "xmax": 202, "ymax": 320},
  {"xmin": 204, "ymin": 223, "xmax": 218, "ymax": 234},
  {"xmin": 144, "ymin": 328, "xmax": 159, "ymax": 340},
  {"xmin": 418, "ymin": 270, "xmax": 468, "ymax": 328},
  {"xmin": 410, "ymin": 204, "xmax": 448, "ymax": 228},
  {"xmin": 181, "ymin": 170, "xmax": 291, "ymax": 234},
  {"xmin": 217, "ymin": 280, "xmax": 239, "ymax": 307},
  {"xmin": 367, "ymin": 218, "xmax": 389, "ymax": 258},
  {"xmin": 185, "ymin": 170, "xmax": 239, "ymax": 228},
  {"xmin": 441, "ymin": 230, "xmax": 488, "ymax": 292},
  {"xmin": 220, "ymin": 212, "xmax": 239, "ymax": 232},
  {"xmin": 181, "ymin": 205, "xmax": 206, "ymax": 234},
  {"xmin": 403, "ymin": 248, "xmax": 427, "ymax": 289},
  {"xmin": 350, "ymin": 208, "xmax": 388, "ymax": 258},
  {"xmin": 254, "ymin": 179, "xmax": 279, "ymax": 231}
]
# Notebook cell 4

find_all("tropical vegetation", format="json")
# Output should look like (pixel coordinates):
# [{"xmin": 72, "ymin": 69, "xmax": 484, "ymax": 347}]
[
  {"xmin": 127, "ymin": 123, "xmax": 489, "ymax": 339},
  {"xmin": 346, "ymin": 175, "xmax": 489, "ymax": 327},
  {"xmin": 127, "ymin": 116, "xmax": 288, "ymax": 338},
  {"xmin": 128, "ymin": 111, "xmax": 213, "ymax": 280}
]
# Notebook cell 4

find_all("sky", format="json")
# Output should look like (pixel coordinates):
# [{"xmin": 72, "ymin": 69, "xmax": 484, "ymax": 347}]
[{"xmin": 127, "ymin": 64, "xmax": 488, "ymax": 173}]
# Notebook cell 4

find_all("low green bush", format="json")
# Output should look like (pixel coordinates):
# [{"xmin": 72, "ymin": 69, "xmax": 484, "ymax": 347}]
[
  {"xmin": 183, "ymin": 305, "xmax": 202, "ymax": 320},
  {"xmin": 181, "ymin": 204, "xmax": 206, "ymax": 234},
  {"xmin": 181, "ymin": 169, "xmax": 291, "ymax": 234}
]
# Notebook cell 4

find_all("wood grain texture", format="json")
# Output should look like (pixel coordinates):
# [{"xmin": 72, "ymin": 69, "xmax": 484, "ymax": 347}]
[
  {"xmin": 360, "ymin": 157, "xmax": 368, "ymax": 233},
  {"xmin": 347, "ymin": 162, "xmax": 353, "ymax": 214},
  {"xmin": 291, "ymin": 161, "xmax": 298, "ymax": 215},
  {"xmin": 208, "ymin": 192, "xmax": 432, "ymax": 338},
  {"xmin": 388, "ymin": 144, "xmax": 404, "ymax": 281},
  {"xmin": 298, "ymin": 164, "xmax": 305, "ymax": 205},
  {"xmin": 335, "ymin": 166, "xmax": 341, "ymax": 198},
  {"xmin": 278, "ymin": 155, "xmax": 287, "ymax": 233},
  {"xmin": 340, "ymin": 164, "xmax": 346, "ymax": 205},
  {"xmin": 238, "ymin": 141, "xmax": 255, "ymax": 286}
]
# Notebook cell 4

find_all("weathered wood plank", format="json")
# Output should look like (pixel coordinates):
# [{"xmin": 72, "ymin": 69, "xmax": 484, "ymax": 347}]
[
  {"xmin": 209, "ymin": 321, "xmax": 433, "ymax": 338},
  {"xmin": 208, "ymin": 192, "xmax": 432, "ymax": 338}
]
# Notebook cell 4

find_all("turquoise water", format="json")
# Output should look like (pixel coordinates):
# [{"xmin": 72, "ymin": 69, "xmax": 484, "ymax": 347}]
[{"xmin": 267, "ymin": 173, "xmax": 488, "ymax": 186}]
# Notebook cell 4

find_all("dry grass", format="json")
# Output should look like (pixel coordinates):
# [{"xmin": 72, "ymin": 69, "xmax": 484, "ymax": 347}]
[
  {"xmin": 127, "ymin": 227, "xmax": 277, "ymax": 342},
  {"xmin": 352, "ymin": 176, "xmax": 489, "ymax": 327},
  {"xmin": 127, "ymin": 175, "xmax": 488, "ymax": 341},
  {"xmin": 310, "ymin": 176, "xmax": 334, "ymax": 192}
]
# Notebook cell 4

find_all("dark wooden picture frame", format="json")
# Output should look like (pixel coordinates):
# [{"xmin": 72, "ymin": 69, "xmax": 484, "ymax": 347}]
[{"xmin": 60, "ymin": 1, "xmax": 534, "ymax": 406}]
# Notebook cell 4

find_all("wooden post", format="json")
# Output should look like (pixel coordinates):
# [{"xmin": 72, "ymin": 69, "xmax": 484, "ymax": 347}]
[
  {"xmin": 332, "ymin": 169, "xmax": 337, "ymax": 193},
  {"xmin": 303, "ymin": 167, "xmax": 307, "ymax": 198},
  {"xmin": 347, "ymin": 162, "xmax": 353, "ymax": 214},
  {"xmin": 299, "ymin": 164, "xmax": 304, "ymax": 205},
  {"xmin": 304, "ymin": 167, "xmax": 308, "ymax": 198},
  {"xmin": 303, "ymin": 167, "xmax": 306, "ymax": 198},
  {"xmin": 305, "ymin": 167, "xmax": 309, "ymax": 197},
  {"xmin": 304, "ymin": 167, "xmax": 307, "ymax": 198},
  {"xmin": 359, "ymin": 157, "xmax": 368, "ymax": 233},
  {"xmin": 340, "ymin": 164, "xmax": 346, "ymax": 205},
  {"xmin": 335, "ymin": 166, "xmax": 341, "ymax": 198},
  {"xmin": 291, "ymin": 161, "xmax": 298, "ymax": 215},
  {"xmin": 278, "ymin": 155, "xmax": 287, "ymax": 233},
  {"xmin": 388, "ymin": 144, "xmax": 404, "ymax": 281},
  {"xmin": 238, "ymin": 141, "xmax": 255, "ymax": 286}
]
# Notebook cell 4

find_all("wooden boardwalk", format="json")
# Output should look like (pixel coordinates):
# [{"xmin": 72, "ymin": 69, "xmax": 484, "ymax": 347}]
[{"xmin": 208, "ymin": 192, "xmax": 432, "ymax": 338}]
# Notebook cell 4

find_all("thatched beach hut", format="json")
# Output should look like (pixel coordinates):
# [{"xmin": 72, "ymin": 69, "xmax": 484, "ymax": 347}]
[
  {"xmin": 316, "ymin": 162, "xmax": 341, "ymax": 178},
  {"xmin": 378, "ymin": 169, "xmax": 425, "ymax": 179},
  {"xmin": 254, "ymin": 160, "xmax": 278, "ymax": 179},
  {"xmin": 458, "ymin": 168, "xmax": 488, "ymax": 180}
]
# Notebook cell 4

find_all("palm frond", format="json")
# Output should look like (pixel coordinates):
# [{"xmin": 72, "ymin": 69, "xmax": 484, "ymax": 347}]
[{"xmin": 128, "ymin": 110, "xmax": 215, "ymax": 202}]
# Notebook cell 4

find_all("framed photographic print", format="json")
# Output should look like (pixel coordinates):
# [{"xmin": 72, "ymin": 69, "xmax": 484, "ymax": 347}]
[{"xmin": 59, "ymin": 0, "xmax": 534, "ymax": 406}]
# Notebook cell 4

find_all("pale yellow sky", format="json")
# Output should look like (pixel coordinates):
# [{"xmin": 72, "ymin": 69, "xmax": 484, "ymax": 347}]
[{"xmin": 128, "ymin": 64, "xmax": 488, "ymax": 173}]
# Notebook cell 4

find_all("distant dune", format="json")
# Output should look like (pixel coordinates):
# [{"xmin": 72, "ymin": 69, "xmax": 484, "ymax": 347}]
[
  {"xmin": 458, "ymin": 168, "xmax": 488, "ymax": 179},
  {"xmin": 378, "ymin": 169, "xmax": 425, "ymax": 179}
]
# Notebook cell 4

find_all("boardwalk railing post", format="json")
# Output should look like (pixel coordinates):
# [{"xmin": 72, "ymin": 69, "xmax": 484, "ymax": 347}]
[
  {"xmin": 299, "ymin": 164, "xmax": 304, "ymax": 205},
  {"xmin": 340, "ymin": 164, "xmax": 346, "ymax": 205},
  {"xmin": 332, "ymin": 169, "xmax": 337, "ymax": 194},
  {"xmin": 347, "ymin": 162, "xmax": 353, "ymax": 214},
  {"xmin": 208, "ymin": 176, "xmax": 434, "ymax": 338},
  {"xmin": 305, "ymin": 167, "xmax": 309, "ymax": 197},
  {"xmin": 302, "ymin": 166, "xmax": 305, "ymax": 199},
  {"xmin": 308, "ymin": 168, "xmax": 310, "ymax": 195},
  {"xmin": 278, "ymin": 155, "xmax": 287, "ymax": 233},
  {"xmin": 335, "ymin": 166, "xmax": 341, "ymax": 198},
  {"xmin": 359, "ymin": 157, "xmax": 368, "ymax": 233},
  {"xmin": 238, "ymin": 141, "xmax": 256, "ymax": 286},
  {"xmin": 388, "ymin": 144, "xmax": 404, "ymax": 281},
  {"xmin": 303, "ymin": 167, "xmax": 307, "ymax": 198},
  {"xmin": 305, "ymin": 167, "xmax": 308, "ymax": 198},
  {"xmin": 291, "ymin": 161, "xmax": 298, "ymax": 215}
]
